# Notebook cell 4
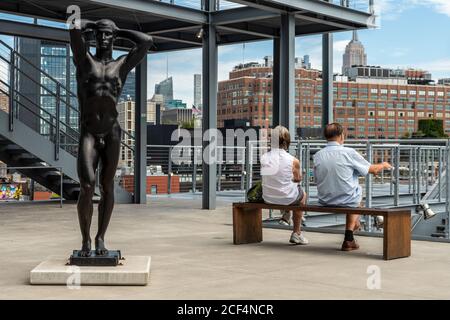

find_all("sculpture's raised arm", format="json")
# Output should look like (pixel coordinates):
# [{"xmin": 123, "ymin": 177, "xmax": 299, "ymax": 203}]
[
  {"xmin": 116, "ymin": 29, "xmax": 153, "ymax": 78},
  {"xmin": 69, "ymin": 19, "xmax": 96, "ymax": 66}
]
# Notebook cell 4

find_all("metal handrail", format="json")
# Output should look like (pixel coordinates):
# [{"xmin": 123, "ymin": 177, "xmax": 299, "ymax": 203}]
[
  {"xmin": 0, "ymin": 39, "xmax": 135, "ymax": 160},
  {"xmin": 0, "ymin": 54, "xmax": 79, "ymax": 116},
  {"xmin": 0, "ymin": 39, "xmax": 77, "ymax": 100}
]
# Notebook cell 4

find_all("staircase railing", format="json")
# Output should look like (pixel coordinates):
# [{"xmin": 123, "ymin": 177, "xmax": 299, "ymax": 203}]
[{"xmin": 0, "ymin": 38, "xmax": 135, "ymax": 161}]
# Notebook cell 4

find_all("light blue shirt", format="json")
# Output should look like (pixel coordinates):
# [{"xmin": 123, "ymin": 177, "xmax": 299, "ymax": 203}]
[{"xmin": 313, "ymin": 141, "xmax": 371, "ymax": 207}]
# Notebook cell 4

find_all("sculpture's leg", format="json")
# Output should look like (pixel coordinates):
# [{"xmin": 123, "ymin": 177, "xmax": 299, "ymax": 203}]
[
  {"xmin": 77, "ymin": 131, "xmax": 99, "ymax": 257},
  {"xmin": 95, "ymin": 123, "xmax": 121, "ymax": 256}
]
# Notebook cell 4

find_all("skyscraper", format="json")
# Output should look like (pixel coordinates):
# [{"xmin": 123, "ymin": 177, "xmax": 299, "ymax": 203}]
[
  {"xmin": 155, "ymin": 77, "xmax": 173, "ymax": 104},
  {"xmin": 17, "ymin": 38, "xmax": 78, "ymax": 134},
  {"xmin": 193, "ymin": 74, "xmax": 202, "ymax": 109},
  {"xmin": 342, "ymin": 31, "xmax": 367, "ymax": 75},
  {"xmin": 119, "ymin": 70, "xmax": 136, "ymax": 102}
]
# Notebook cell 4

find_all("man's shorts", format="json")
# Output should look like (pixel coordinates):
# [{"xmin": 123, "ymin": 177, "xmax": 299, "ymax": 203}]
[{"xmin": 289, "ymin": 185, "xmax": 305, "ymax": 206}]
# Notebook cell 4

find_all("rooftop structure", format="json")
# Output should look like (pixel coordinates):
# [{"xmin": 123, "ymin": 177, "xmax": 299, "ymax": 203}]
[{"xmin": 0, "ymin": 0, "xmax": 376, "ymax": 209}]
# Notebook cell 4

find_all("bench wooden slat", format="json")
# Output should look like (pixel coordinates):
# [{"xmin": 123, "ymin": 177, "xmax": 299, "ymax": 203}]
[{"xmin": 233, "ymin": 202, "xmax": 407, "ymax": 216}]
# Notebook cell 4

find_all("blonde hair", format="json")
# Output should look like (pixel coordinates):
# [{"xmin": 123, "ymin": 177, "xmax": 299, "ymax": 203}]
[{"xmin": 273, "ymin": 125, "xmax": 291, "ymax": 150}]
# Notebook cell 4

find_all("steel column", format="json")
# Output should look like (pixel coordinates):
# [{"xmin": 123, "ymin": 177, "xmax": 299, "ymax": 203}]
[
  {"xmin": 272, "ymin": 38, "xmax": 281, "ymax": 128},
  {"xmin": 272, "ymin": 37, "xmax": 280, "ymax": 127},
  {"xmin": 202, "ymin": 0, "xmax": 218, "ymax": 209},
  {"xmin": 279, "ymin": 13, "xmax": 296, "ymax": 136},
  {"xmin": 322, "ymin": 31, "xmax": 333, "ymax": 128},
  {"xmin": 134, "ymin": 58, "xmax": 147, "ymax": 204}
]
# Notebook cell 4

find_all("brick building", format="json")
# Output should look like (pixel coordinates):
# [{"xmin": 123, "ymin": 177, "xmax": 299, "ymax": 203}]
[{"xmin": 218, "ymin": 63, "xmax": 450, "ymax": 139}]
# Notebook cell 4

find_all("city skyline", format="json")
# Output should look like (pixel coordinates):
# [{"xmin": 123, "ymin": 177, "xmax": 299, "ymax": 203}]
[
  {"xmin": 1, "ymin": 1, "xmax": 449, "ymax": 108},
  {"xmin": 147, "ymin": 1, "xmax": 450, "ymax": 107}
]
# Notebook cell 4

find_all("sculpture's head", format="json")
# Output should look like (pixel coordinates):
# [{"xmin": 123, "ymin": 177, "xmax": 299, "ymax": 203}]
[{"xmin": 95, "ymin": 19, "xmax": 117, "ymax": 52}]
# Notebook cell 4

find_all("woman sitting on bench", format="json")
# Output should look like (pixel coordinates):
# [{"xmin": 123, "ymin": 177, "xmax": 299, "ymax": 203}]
[{"xmin": 261, "ymin": 126, "xmax": 308, "ymax": 245}]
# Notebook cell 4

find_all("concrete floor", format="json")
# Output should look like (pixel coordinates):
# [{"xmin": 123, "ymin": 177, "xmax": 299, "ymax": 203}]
[{"xmin": 0, "ymin": 196, "xmax": 450, "ymax": 299}]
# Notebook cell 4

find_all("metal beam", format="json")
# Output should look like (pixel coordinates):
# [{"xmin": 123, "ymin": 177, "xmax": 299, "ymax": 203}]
[
  {"xmin": 211, "ymin": 6, "xmax": 278, "ymax": 25},
  {"xmin": 202, "ymin": 0, "xmax": 217, "ymax": 210},
  {"xmin": 87, "ymin": 0, "xmax": 207, "ymax": 24},
  {"xmin": 216, "ymin": 23, "xmax": 278, "ymax": 39},
  {"xmin": 153, "ymin": 41, "xmax": 200, "ymax": 52},
  {"xmin": 229, "ymin": 0, "xmax": 375, "ymax": 27},
  {"xmin": 296, "ymin": 13, "xmax": 354, "ymax": 30},
  {"xmin": 144, "ymin": 21, "xmax": 201, "ymax": 35},
  {"xmin": 151, "ymin": 34, "xmax": 202, "ymax": 46},
  {"xmin": 0, "ymin": 19, "xmax": 69, "ymax": 43},
  {"xmin": 134, "ymin": 56, "xmax": 147, "ymax": 204},
  {"xmin": 295, "ymin": 23, "xmax": 343, "ymax": 36},
  {"xmin": 279, "ymin": 13, "xmax": 295, "ymax": 136}
]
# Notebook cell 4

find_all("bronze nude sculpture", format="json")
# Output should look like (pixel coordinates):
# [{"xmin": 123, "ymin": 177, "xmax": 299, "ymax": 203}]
[{"xmin": 69, "ymin": 19, "xmax": 152, "ymax": 257}]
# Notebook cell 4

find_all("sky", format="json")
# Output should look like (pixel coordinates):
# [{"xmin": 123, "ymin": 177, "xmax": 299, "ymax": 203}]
[{"xmin": 1, "ymin": 0, "xmax": 450, "ymax": 107}]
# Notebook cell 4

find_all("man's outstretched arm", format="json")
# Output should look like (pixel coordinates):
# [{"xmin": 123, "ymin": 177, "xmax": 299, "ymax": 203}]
[
  {"xmin": 369, "ymin": 162, "xmax": 393, "ymax": 175},
  {"xmin": 69, "ymin": 19, "xmax": 96, "ymax": 65},
  {"xmin": 117, "ymin": 29, "xmax": 153, "ymax": 77}
]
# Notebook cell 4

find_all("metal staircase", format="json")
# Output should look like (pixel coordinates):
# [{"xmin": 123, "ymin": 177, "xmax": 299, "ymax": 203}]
[{"xmin": 0, "ymin": 39, "xmax": 133, "ymax": 203}]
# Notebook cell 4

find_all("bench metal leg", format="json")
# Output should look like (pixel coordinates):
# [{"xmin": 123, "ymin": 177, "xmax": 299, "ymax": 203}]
[
  {"xmin": 233, "ymin": 206, "xmax": 263, "ymax": 245},
  {"xmin": 383, "ymin": 211, "xmax": 411, "ymax": 260}
]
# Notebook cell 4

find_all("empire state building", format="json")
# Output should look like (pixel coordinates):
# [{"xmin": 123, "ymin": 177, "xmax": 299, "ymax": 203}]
[{"xmin": 342, "ymin": 31, "xmax": 367, "ymax": 75}]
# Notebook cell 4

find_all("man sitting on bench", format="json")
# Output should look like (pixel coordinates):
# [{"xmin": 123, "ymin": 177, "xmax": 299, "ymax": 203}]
[
  {"xmin": 313, "ymin": 123, "xmax": 392, "ymax": 251},
  {"xmin": 261, "ymin": 126, "xmax": 308, "ymax": 245}
]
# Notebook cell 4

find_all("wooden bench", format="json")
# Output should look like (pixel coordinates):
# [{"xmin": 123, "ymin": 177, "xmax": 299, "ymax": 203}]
[{"xmin": 232, "ymin": 202, "xmax": 411, "ymax": 260}]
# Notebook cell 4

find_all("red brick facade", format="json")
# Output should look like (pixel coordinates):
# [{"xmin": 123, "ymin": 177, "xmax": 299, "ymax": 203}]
[
  {"xmin": 218, "ymin": 66, "xmax": 450, "ymax": 139},
  {"xmin": 121, "ymin": 175, "xmax": 180, "ymax": 194}
]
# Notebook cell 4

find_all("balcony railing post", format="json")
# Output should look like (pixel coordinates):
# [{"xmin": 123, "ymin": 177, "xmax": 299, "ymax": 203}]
[
  {"xmin": 446, "ymin": 140, "xmax": 450, "ymax": 239},
  {"xmin": 305, "ymin": 143, "xmax": 310, "ymax": 203},
  {"xmin": 167, "ymin": 146, "xmax": 172, "ymax": 194},
  {"xmin": 192, "ymin": 146, "xmax": 197, "ymax": 193},
  {"xmin": 244, "ymin": 141, "xmax": 253, "ymax": 200},
  {"xmin": 417, "ymin": 147, "xmax": 422, "ymax": 203},
  {"xmin": 439, "ymin": 147, "xmax": 442, "ymax": 202},
  {"xmin": 365, "ymin": 141, "xmax": 373, "ymax": 231},
  {"xmin": 240, "ymin": 146, "xmax": 245, "ymax": 191},
  {"xmin": 297, "ymin": 141, "xmax": 303, "ymax": 188},
  {"xmin": 369, "ymin": 0, "xmax": 375, "ymax": 14},
  {"xmin": 394, "ymin": 146, "xmax": 400, "ymax": 207},
  {"xmin": 217, "ymin": 147, "xmax": 222, "ymax": 192},
  {"xmin": 55, "ymin": 83, "xmax": 60, "ymax": 161},
  {"xmin": 412, "ymin": 147, "xmax": 417, "ymax": 204}
]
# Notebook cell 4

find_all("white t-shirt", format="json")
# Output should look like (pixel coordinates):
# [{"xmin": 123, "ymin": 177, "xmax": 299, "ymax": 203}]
[{"xmin": 261, "ymin": 148, "xmax": 299, "ymax": 205}]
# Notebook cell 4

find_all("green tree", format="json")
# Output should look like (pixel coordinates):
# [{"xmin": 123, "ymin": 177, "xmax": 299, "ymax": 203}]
[{"xmin": 417, "ymin": 119, "xmax": 447, "ymax": 138}]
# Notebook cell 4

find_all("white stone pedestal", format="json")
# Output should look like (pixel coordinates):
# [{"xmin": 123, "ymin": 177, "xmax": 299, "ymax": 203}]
[{"xmin": 30, "ymin": 256, "xmax": 151, "ymax": 286}]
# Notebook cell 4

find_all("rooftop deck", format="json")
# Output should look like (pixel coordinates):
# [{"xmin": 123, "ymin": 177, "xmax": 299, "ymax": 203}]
[{"xmin": 0, "ymin": 196, "xmax": 449, "ymax": 299}]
